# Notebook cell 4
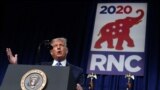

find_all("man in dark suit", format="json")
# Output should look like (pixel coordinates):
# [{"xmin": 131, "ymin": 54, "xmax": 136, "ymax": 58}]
[{"xmin": 6, "ymin": 37, "xmax": 84, "ymax": 90}]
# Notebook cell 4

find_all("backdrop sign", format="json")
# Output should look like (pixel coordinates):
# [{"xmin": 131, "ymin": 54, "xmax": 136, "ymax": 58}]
[{"xmin": 87, "ymin": 3, "xmax": 147, "ymax": 76}]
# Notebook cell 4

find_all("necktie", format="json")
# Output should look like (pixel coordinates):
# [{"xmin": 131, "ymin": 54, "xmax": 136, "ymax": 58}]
[{"xmin": 56, "ymin": 62, "xmax": 62, "ymax": 66}]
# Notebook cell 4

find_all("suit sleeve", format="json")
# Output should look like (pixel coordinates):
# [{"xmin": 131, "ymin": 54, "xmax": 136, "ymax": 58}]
[
  {"xmin": 70, "ymin": 64, "xmax": 85, "ymax": 87},
  {"xmin": 77, "ymin": 68, "xmax": 85, "ymax": 87}
]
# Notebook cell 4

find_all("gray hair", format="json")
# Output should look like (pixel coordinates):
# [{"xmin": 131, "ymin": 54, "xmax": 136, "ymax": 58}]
[{"xmin": 50, "ymin": 37, "xmax": 67, "ymax": 46}]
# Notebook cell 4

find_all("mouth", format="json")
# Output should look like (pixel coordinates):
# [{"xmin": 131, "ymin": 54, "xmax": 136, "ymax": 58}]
[{"xmin": 57, "ymin": 51, "xmax": 62, "ymax": 54}]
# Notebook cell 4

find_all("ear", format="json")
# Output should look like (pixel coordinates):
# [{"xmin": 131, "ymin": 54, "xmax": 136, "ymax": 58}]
[
  {"xmin": 66, "ymin": 47, "xmax": 68, "ymax": 54},
  {"xmin": 50, "ymin": 50, "xmax": 53, "ymax": 55}
]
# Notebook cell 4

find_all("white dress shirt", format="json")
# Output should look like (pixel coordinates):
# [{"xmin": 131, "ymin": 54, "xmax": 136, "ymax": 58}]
[{"xmin": 52, "ymin": 59, "xmax": 67, "ymax": 66}]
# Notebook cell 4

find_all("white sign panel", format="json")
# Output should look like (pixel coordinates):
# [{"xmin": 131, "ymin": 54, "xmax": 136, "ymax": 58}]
[{"xmin": 87, "ymin": 3, "xmax": 147, "ymax": 76}]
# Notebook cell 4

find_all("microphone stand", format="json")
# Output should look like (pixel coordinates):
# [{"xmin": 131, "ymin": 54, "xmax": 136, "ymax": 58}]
[{"xmin": 35, "ymin": 40, "xmax": 51, "ymax": 64}]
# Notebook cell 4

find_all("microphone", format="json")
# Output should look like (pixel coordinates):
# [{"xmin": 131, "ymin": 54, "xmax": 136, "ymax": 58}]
[
  {"xmin": 36, "ymin": 40, "xmax": 52, "ymax": 64},
  {"xmin": 38, "ymin": 40, "xmax": 52, "ymax": 50}
]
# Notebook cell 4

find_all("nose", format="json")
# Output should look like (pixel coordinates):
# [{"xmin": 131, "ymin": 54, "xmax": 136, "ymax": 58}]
[{"xmin": 57, "ymin": 45, "xmax": 61, "ymax": 50}]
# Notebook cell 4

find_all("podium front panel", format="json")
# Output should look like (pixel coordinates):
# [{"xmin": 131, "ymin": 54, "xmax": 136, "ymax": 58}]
[{"xmin": 0, "ymin": 64, "xmax": 75, "ymax": 90}]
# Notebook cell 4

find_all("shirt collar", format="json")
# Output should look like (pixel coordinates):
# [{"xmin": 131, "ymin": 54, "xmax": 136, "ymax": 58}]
[{"xmin": 52, "ymin": 59, "xmax": 67, "ymax": 66}]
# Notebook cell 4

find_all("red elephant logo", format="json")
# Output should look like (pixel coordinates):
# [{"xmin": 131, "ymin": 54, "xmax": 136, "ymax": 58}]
[{"xmin": 94, "ymin": 9, "xmax": 144, "ymax": 50}]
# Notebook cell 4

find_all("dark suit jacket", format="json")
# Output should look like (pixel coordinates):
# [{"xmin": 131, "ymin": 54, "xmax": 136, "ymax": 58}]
[{"xmin": 40, "ymin": 62, "xmax": 84, "ymax": 87}]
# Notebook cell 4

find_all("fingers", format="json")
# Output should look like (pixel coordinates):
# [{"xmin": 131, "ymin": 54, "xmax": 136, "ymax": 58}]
[
  {"xmin": 76, "ymin": 83, "xmax": 83, "ymax": 90},
  {"xmin": 6, "ymin": 48, "xmax": 17, "ymax": 60},
  {"xmin": 6, "ymin": 48, "xmax": 12, "ymax": 56},
  {"xmin": 6, "ymin": 48, "xmax": 18, "ymax": 64},
  {"xmin": 15, "ymin": 54, "xmax": 18, "ymax": 58},
  {"xmin": 6, "ymin": 48, "xmax": 9, "ymax": 55}
]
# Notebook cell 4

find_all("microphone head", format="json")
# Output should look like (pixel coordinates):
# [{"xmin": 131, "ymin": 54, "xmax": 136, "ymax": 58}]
[
  {"xmin": 47, "ymin": 45, "xmax": 53, "ymax": 50},
  {"xmin": 43, "ymin": 40, "xmax": 53, "ymax": 50}
]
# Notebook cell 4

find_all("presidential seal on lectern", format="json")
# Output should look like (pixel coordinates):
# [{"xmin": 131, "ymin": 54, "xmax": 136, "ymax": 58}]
[{"xmin": 21, "ymin": 69, "xmax": 47, "ymax": 90}]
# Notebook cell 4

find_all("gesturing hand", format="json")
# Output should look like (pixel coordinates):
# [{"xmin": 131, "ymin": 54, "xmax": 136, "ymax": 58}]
[
  {"xmin": 76, "ymin": 83, "xmax": 83, "ymax": 90},
  {"xmin": 6, "ymin": 48, "xmax": 18, "ymax": 64}
]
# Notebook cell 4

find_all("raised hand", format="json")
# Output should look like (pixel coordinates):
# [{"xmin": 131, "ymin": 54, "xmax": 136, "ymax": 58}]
[{"xmin": 6, "ymin": 48, "xmax": 18, "ymax": 64}]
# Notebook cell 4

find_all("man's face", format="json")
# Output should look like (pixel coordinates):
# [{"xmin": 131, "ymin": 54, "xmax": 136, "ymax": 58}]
[{"xmin": 50, "ymin": 40, "xmax": 68, "ymax": 61}]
